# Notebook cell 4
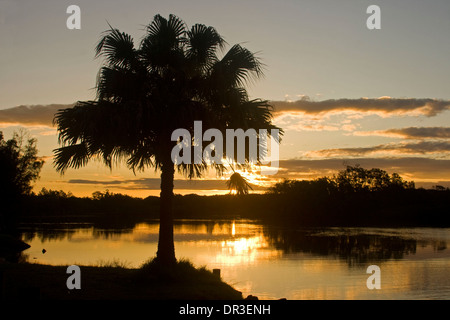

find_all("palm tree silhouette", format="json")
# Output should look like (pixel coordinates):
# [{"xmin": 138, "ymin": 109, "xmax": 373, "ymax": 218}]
[
  {"xmin": 226, "ymin": 172, "xmax": 253, "ymax": 195},
  {"xmin": 53, "ymin": 14, "xmax": 281, "ymax": 266}
]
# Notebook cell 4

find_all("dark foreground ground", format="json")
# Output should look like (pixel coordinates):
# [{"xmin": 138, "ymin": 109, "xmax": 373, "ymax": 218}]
[{"xmin": 0, "ymin": 259, "xmax": 244, "ymax": 300}]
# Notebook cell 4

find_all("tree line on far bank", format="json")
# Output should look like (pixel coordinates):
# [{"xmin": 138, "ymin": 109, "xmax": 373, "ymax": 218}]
[
  {"xmin": 264, "ymin": 165, "xmax": 449, "ymax": 227},
  {"xmin": 1, "ymin": 129, "xmax": 449, "ymax": 229},
  {"xmin": 11, "ymin": 166, "xmax": 450, "ymax": 228}
]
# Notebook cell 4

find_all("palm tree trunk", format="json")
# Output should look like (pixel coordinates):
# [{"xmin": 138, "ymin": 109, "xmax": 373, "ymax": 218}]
[{"xmin": 156, "ymin": 156, "xmax": 177, "ymax": 266}]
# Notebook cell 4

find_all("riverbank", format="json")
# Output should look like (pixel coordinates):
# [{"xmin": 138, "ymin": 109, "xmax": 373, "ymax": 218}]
[
  {"xmin": 15, "ymin": 186, "xmax": 450, "ymax": 228},
  {"xmin": 0, "ymin": 259, "xmax": 244, "ymax": 300}
]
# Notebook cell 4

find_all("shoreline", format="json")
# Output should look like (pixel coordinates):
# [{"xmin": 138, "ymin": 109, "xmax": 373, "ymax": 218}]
[{"xmin": 0, "ymin": 260, "xmax": 245, "ymax": 300}]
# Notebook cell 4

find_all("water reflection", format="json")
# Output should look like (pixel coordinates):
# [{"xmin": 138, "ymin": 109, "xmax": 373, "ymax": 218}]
[
  {"xmin": 17, "ymin": 220, "xmax": 450, "ymax": 299},
  {"xmin": 263, "ymin": 227, "xmax": 419, "ymax": 266},
  {"xmin": 19, "ymin": 221, "xmax": 450, "ymax": 266}
]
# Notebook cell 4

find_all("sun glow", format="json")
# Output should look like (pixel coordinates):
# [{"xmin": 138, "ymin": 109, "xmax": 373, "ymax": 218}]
[
  {"xmin": 216, "ymin": 234, "xmax": 279, "ymax": 265},
  {"xmin": 225, "ymin": 167, "xmax": 274, "ymax": 190}
]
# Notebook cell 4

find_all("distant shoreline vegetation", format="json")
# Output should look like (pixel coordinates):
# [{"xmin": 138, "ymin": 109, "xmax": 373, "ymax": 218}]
[{"xmin": 18, "ymin": 166, "xmax": 450, "ymax": 228}]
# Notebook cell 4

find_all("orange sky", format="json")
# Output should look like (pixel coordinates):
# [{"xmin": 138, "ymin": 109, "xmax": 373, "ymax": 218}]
[
  {"xmin": 2, "ymin": 105, "xmax": 450, "ymax": 199},
  {"xmin": 1, "ymin": 1, "xmax": 450, "ymax": 198}
]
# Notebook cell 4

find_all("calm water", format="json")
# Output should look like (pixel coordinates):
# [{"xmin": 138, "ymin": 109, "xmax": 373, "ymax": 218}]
[{"xmin": 19, "ymin": 220, "xmax": 450, "ymax": 300}]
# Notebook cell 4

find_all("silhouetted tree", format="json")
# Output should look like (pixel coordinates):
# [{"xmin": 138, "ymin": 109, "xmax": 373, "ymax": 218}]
[
  {"xmin": 266, "ymin": 166, "xmax": 425, "ymax": 226},
  {"xmin": 38, "ymin": 187, "xmax": 73, "ymax": 198},
  {"xmin": 333, "ymin": 165, "xmax": 415, "ymax": 192},
  {"xmin": 267, "ymin": 177, "xmax": 337, "ymax": 195},
  {"xmin": 0, "ymin": 130, "xmax": 44, "ymax": 232},
  {"xmin": 433, "ymin": 185, "xmax": 449, "ymax": 191},
  {"xmin": 226, "ymin": 172, "xmax": 253, "ymax": 195},
  {"xmin": 53, "ymin": 14, "xmax": 281, "ymax": 266},
  {"xmin": 268, "ymin": 166, "xmax": 415, "ymax": 196}
]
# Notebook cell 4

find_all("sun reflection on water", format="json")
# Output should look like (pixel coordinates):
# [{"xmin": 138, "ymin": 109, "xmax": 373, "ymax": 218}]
[
  {"xmin": 19, "ymin": 221, "xmax": 450, "ymax": 300},
  {"xmin": 216, "ymin": 234, "xmax": 281, "ymax": 266}
]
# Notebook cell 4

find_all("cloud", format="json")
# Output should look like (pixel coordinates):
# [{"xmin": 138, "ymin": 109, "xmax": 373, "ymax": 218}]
[
  {"xmin": 3, "ymin": 98, "xmax": 449, "ymax": 130},
  {"xmin": 271, "ymin": 98, "xmax": 450, "ymax": 117},
  {"xmin": 67, "ymin": 178, "xmax": 266, "ymax": 191},
  {"xmin": 305, "ymin": 141, "xmax": 450, "ymax": 157},
  {"xmin": 65, "ymin": 158, "xmax": 450, "ymax": 190},
  {"xmin": 69, "ymin": 179, "xmax": 124, "ymax": 186},
  {"xmin": 354, "ymin": 127, "xmax": 450, "ymax": 139},
  {"xmin": 273, "ymin": 113, "xmax": 358, "ymax": 132},
  {"xmin": 0, "ymin": 104, "xmax": 74, "ymax": 127},
  {"xmin": 40, "ymin": 155, "xmax": 54, "ymax": 162}
]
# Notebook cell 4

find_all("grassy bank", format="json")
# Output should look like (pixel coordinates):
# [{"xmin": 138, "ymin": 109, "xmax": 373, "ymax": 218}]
[{"xmin": 0, "ymin": 259, "xmax": 243, "ymax": 300}]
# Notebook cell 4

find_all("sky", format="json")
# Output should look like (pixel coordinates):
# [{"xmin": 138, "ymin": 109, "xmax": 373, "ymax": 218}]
[{"xmin": 1, "ymin": 0, "xmax": 450, "ymax": 197}]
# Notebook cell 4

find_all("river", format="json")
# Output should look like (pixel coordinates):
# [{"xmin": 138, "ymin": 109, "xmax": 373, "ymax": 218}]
[{"xmin": 19, "ymin": 219, "xmax": 450, "ymax": 300}]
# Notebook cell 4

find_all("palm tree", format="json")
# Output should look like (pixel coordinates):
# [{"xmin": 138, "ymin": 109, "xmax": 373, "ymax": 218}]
[
  {"xmin": 226, "ymin": 172, "xmax": 253, "ymax": 195},
  {"xmin": 53, "ymin": 14, "xmax": 282, "ymax": 266}
]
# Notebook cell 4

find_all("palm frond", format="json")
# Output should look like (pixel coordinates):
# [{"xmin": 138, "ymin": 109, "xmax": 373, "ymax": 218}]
[
  {"xmin": 146, "ymin": 14, "xmax": 186, "ymax": 40},
  {"xmin": 186, "ymin": 24, "xmax": 225, "ymax": 70},
  {"xmin": 95, "ymin": 25, "xmax": 137, "ymax": 70},
  {"xmin": 211, "ymin": 44, "xmax": 264, "ymax": 88},
  {"xmin": 176, "ymin": 162, "xmax": 209, "ymax": 179},
  {"xmin": 127, "ymin": 146, "xmax": 156, "ymax": 173},
  {"xmin": 95, "ymin": 66, "xmax": 145, "ymax": 102},
  {"xmin": 140, "ymin": 14, "xmax": 187, "ymax": 70},
  {"xmin": 53, "ymin": 143, "xmax": 91, "ymax": 173}
]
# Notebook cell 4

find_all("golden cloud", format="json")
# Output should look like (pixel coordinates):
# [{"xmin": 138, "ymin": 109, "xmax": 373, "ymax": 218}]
[
  {"xmin": 271, "ymin": 98, "xmax": 450, "ymax": 117},
  {"xmin": 0, "ymin": 104, "xmax": 74, "ymax": 127}
]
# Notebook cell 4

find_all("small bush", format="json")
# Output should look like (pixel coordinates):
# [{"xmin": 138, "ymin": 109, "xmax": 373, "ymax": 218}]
[{"xmin": 137, "ymin": 257, "xmax": 217, "ymax": 284}]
